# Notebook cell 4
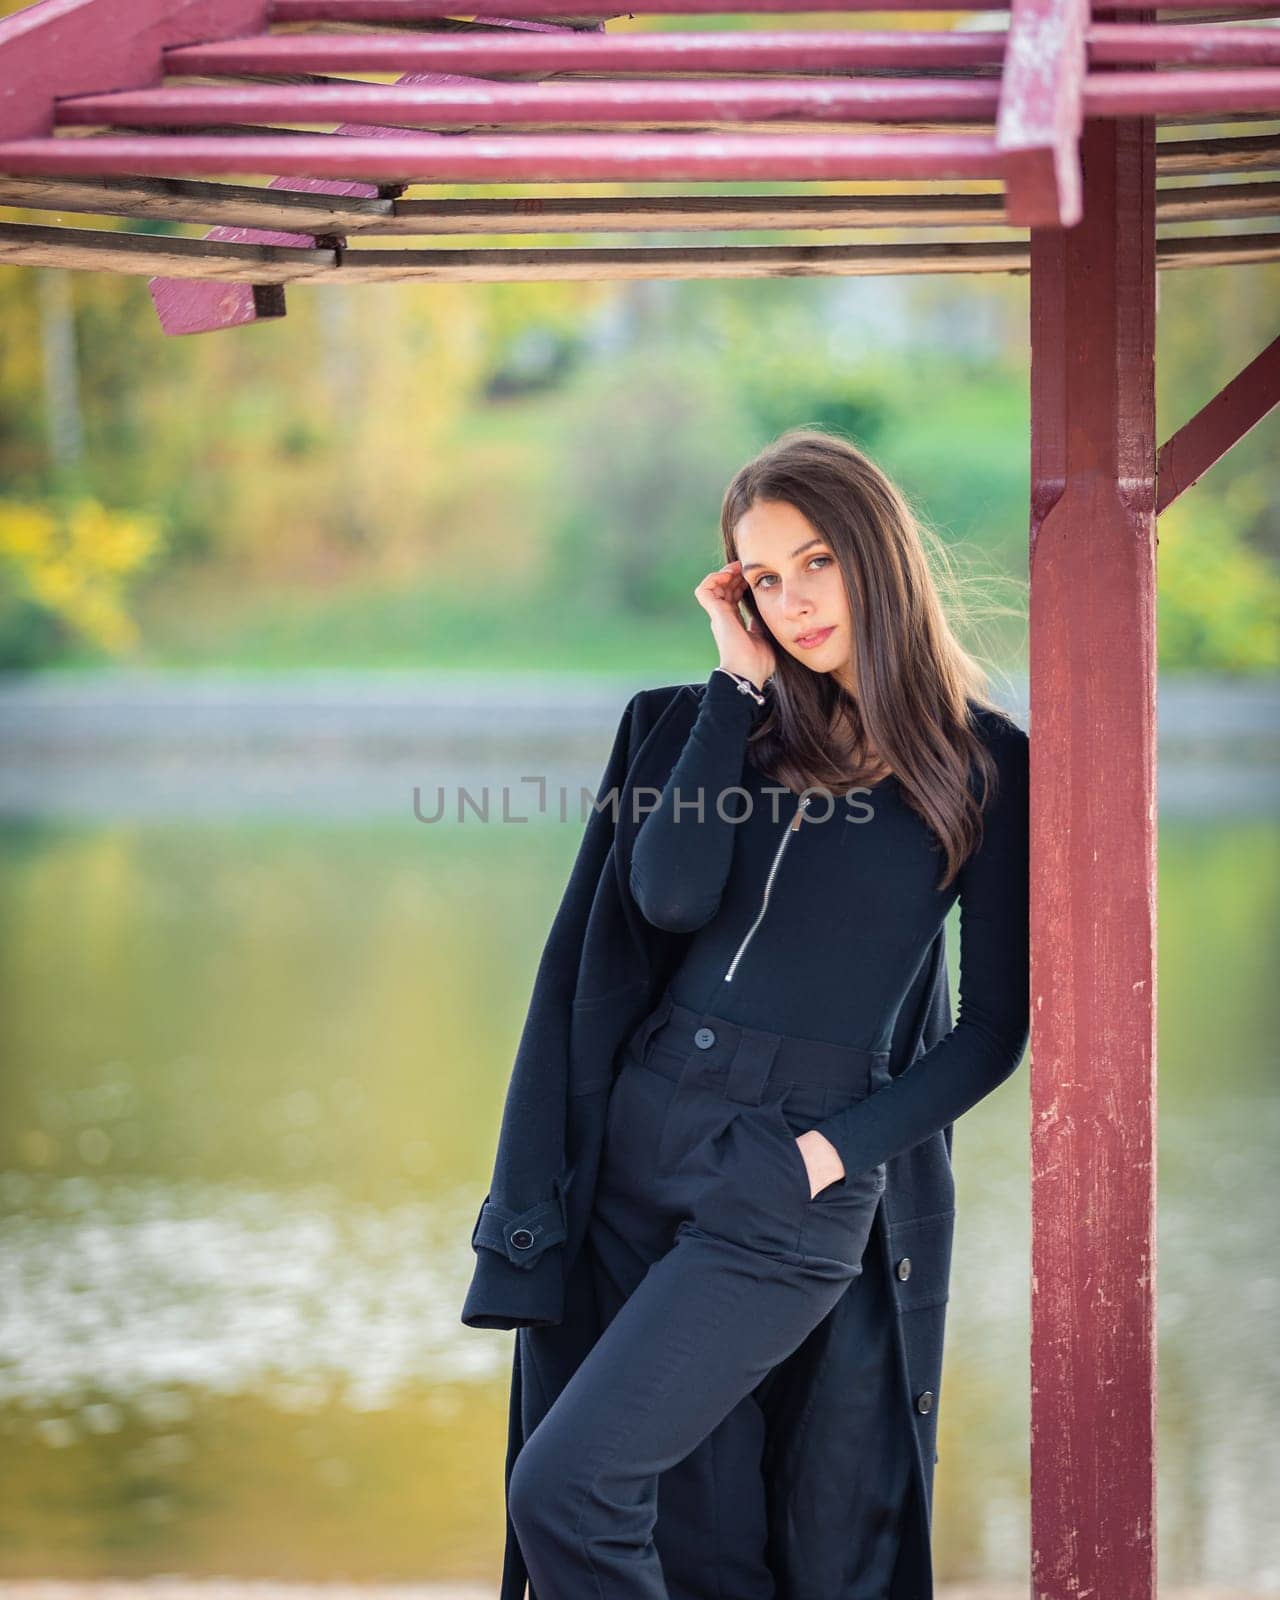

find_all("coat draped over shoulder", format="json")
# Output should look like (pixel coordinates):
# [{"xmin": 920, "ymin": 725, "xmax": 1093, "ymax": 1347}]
[{"xmin": 462, "ymin": 679, "xmax": 1025, "ymax": 1600}]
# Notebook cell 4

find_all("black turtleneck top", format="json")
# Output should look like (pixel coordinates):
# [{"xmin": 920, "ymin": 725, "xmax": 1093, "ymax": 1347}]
[{"xmin": 628, "ymin": 667, "xmax": 1030, "ymax": 1181}]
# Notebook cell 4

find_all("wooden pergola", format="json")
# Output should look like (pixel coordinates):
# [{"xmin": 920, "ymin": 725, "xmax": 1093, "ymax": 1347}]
[{"xmin": 1, "ymin": 0, "xmax": 1277, "ymax": 1593}]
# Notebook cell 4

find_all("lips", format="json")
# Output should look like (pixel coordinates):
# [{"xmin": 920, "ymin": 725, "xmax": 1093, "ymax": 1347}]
[{"xmin": 794, "ymin": 625, "xmax": 835, "ymax": 648}]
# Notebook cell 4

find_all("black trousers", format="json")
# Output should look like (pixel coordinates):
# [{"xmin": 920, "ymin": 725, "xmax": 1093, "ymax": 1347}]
[{"xmin": 508, "ymin": 990, "xmax": 914, "ymax": 1599}]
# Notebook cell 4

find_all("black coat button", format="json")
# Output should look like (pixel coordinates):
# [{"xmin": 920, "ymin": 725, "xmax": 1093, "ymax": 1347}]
[
  {"xmin": 694, "ymin": 1027, "xmax": 716, "ymax": 1049},
  {"xmin": 915, "ymin": 1390, "xmax": 934, "ymax": 1415},
  {"xmin": 896, "ymin": 1256, "xmax": 912, "ymax": 1281},
  {"xmin": 509, "ymin": 1227, "xmax": 536, "ymax": 1250}
]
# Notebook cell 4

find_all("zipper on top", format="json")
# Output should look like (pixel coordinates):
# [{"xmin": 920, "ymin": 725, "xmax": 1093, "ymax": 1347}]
[{"xmin": 723, "ymin": 793, "xmax": 811, "ymax": 982}]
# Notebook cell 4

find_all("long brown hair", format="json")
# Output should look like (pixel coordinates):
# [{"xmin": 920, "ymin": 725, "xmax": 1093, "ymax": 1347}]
[{"xmin": 721, "ymin": 429, "xmax": 1020, "ymax": 891}]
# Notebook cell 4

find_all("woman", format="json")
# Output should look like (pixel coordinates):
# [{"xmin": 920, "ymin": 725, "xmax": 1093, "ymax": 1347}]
[{"xmin": 498, "ymin": 429, "xmax": 1030, "ymax": 1598}]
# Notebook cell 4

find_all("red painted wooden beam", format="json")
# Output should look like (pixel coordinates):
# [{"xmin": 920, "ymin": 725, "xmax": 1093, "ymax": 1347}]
[
  {"xmin": 1090, "ymin": 20, "xmax": 1280, "ymax": 59},
  {"xmin": 1029, "ymin": 113, "xmax": 1158, "ymax": 1600},
  {"xmin": 1083, "ymin": 68, "xmax": 1280, "ymax": 112},
  {"xmin": 0, "ymin": 129, "xmax": 1008, "ymax": 180},
  {"xmin": 1094, "ymin": 0, "xmax": 1280, "ymax": 8},
  {"xmin": 159, "ymin": 28, "xmax": 1008, "ymax": 73},
  {"xmin": 0, "ymin": 0, "xmax": 267, "ymax": 141},
  {"xmin": 145, "ymin": 16, "xmax": 601, "ymax": 335},
  {"xmin": 56, "ymin": 78, "xmax": 1005, "ymax": 128},
  {"xmin": 1155, "ymin": 333, "xmax": 1280, "ymax": 511},
  {"xmin": 997, "ymin": 0, "xmax": 1088, "ymax": 227}
]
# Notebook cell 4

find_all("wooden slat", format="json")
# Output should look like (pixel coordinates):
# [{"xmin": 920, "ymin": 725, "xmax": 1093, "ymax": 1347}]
[
  {"xmin": 55, "ymin": 78, "xmax": 1006, "ymax": 130},
  {"xmin": 1155, "ymin": 106, "xmax": 1280, "ymax": 125},
  {"xmin": 0, "ymin": 173, "xmax": 1270, "ymax": 229},
  {"xmin": 1137, "ymin": 4, "xmax": 1280, "ymax": 16},
  {"xmin": 2, "ymin": 175, "xmax": 1275, "ymax": 230},
  {"xmin": 0, "ymin": 173, "xmax": 397, "ymax": 230},
  {"xmin": 160, "ymin": 29, "xmax": 1009, "ymax": 75},
  {"xmin": 1155, "ymin": 229, "xmax": 1280, "ymax": 265},
  {"xmin": 0, "ymin": 176, "xmax": 1014, "ymax": 230},
  {"xmin": 0, "ymin": 0, "xmax": 268, "ymax": 141},
  {"xmin": 1156, "ymin": 332, "xmax": 1280, "ymax": 509},
  {"xmin": 0, "ymin": 221, "xmax": 337, "ymax": 276},
  {"xmin": 997, "ymin": 0, "xmax": 1088, "ymax": 226},
  {"xmin": 0, "ymin": 149, "xmax": 1273, "ymax": 225},
  {"xmin": 0, "ymin": 155, "xmax": 1274, "ymax": 237},
  {"xmin": 0, "ymin": 129, "xmax": 1009, "ymax": 181},
  {"xmin": 1089, "ymin": 20, "xmax": 1280, "ymax": 59},
  {"xmin": 1154, "ymin": 127, "xmax": 1280, "ymax": 169},
  {"xmin": 2, "ymin": 216, "xmax": 1276, "ymax": 276},
  {"xmin": 1153, "ymin": 175, "xmax": 1280, "ymax": 218},
  {"xmin": 387, "ymin": 188, "xmax": 1012, "ymax": 228}
]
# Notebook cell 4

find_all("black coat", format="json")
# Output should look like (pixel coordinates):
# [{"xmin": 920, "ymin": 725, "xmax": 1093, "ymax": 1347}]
[{"xmin": 461, "ymin": 678, "xmax": 986, "ymax": 1600}]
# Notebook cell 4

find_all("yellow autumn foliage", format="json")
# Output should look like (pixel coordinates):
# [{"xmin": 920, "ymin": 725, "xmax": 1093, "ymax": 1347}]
[{"xmin": 0, "ymin": 496, "xmax": 163, "ymax": 652}]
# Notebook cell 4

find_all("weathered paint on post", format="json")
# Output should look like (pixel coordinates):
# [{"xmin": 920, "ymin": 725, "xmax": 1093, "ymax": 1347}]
[
  {"xmin": 997, "ymin": 0, "xmax": 1087, "ymax": 227},
  {"xmin": 1028, "ymin": 111, "xmax": 1158, "ymax": 1600}
]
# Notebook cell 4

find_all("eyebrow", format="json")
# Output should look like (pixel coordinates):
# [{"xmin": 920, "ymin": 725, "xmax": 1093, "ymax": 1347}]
[{"xmin": 740, "ymin": 536, "xmax": 826, "ymax": 575}]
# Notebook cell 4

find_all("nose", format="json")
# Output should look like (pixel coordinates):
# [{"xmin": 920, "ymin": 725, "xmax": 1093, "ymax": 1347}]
[{"xmin": 781, "ymin": 583, "xmax": 816, "ymax": 621}]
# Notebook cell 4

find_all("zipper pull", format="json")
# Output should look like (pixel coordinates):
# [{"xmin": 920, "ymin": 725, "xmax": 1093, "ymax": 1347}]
[{"xmin": 789, "ymin": 795, "xmax": 810, "ymax": 831}]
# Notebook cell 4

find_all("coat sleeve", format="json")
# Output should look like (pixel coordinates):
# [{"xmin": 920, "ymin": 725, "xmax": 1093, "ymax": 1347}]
[
  {"xmin": 812, "ymin": 713, "xmax": 1031, "ymax": 1180},
  {"xmin": 460, "ymin": 690, "xmax": 643, "ymax": 1331},
  {"xmin": 629, "ymin": 666, "xmax": 771, "ymax": 932}
]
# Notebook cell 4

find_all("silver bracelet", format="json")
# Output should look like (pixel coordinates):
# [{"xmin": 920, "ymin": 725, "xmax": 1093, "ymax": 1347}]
[{"xmin": 714, "ymin": 666, "xmax": 768, "ymax": 706}]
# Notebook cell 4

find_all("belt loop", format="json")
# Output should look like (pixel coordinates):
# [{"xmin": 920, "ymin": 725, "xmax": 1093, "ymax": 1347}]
[{"xmin": 725, "ymin": 1029, "xmax": 781, "ymax": 1106}]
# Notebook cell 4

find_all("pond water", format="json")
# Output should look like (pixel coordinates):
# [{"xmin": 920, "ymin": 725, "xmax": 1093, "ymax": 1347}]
[{"xmin": 0, "ymin": 759, "xmax": 1275, "ymax": 1590}]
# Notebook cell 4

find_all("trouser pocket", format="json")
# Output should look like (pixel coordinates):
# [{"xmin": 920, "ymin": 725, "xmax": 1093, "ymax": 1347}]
[{"xmin": 740, "ymin": 1086, "xmax": 887, "ymax": 1270}]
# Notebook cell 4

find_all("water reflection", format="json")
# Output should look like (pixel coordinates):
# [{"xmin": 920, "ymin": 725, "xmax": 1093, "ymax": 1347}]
[
  {"xmin": 0, "ymin": 767, "xmax": 1275, "ymax": 1589},
  {"xmin": 0, "ymin": 1175, "xmax": 498, "ymax": 1409}
]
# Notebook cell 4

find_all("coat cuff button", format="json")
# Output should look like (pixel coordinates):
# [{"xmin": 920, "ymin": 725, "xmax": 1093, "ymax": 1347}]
[{"xmin": 469, "ymin": 1181, "xmax": 569, "ymax": 1269}]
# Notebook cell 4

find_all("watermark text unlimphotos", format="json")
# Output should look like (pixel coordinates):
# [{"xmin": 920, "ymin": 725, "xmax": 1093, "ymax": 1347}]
[{"xmin": 411, "ymin": 779, "xmax": 881, "ymax": 825}]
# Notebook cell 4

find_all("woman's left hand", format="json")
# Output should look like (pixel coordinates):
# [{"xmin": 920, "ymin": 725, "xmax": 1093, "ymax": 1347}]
[{"xmin": 795, "ymin": 1129, "xmax": 845, "ymax": 1199}]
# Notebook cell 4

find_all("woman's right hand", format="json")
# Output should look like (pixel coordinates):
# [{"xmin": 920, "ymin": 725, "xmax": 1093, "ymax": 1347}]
[{"xmin": 694, "ymin": 560, "xmax": 777, "ymax": 691}]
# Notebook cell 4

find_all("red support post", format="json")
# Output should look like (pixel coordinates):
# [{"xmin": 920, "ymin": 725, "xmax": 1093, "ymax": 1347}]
[{"xmin": 1028, "ymin": 112, "xmax": 1158, "ymax": 1600}]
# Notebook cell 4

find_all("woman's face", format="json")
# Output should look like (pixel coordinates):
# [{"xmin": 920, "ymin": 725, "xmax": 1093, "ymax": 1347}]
[{"xmin": 734, "ymin": 498, "xmax": 855, "ymax": 685}]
